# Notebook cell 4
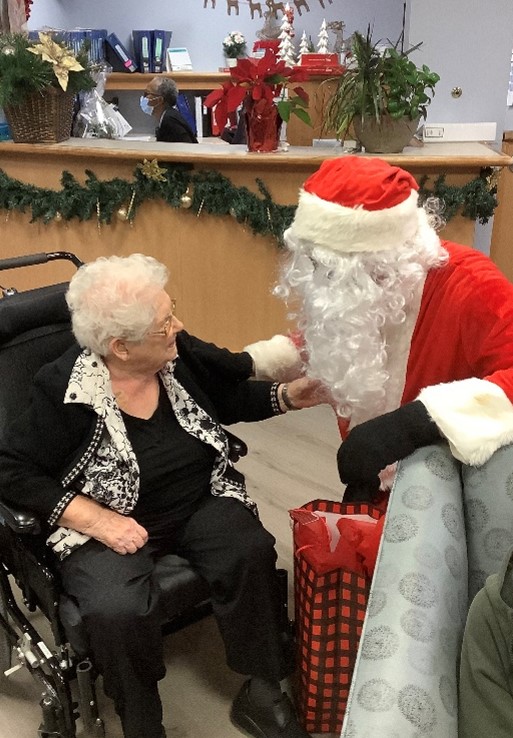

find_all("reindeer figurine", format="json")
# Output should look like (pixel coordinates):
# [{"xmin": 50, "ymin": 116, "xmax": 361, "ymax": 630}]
[
  {"xmin": 317, "ymin": 0, "xmax": 333, "ymax": 8},
  {"xmin": 293, "ymin": 0, "xmax": 310, "ymax": 15},
  {"xmin": 327, "ymin": 20, "xmax": 345, "ymax": 54},
  {"xmin": 265, "ymin": 0, "xmax": 285, "ymax": 18},
  {"xmin": 227, "ymin": 0, "xmax": 240, "ymax": 14},
  {"xmin": 203, "ymin": 0, "xmax": 216, "ymax": 7},
  {"xmin": 249, "ymin": 0, "xmax": 263, "ymax": 18}
]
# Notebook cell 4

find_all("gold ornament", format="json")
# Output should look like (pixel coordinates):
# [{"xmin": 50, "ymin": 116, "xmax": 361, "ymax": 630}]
[
  {"xmin": 2, "ymin": 45, "xmax": 15, "ymax": 56},
  {"xmin": 27, "ymin": 32, "xmax": 84, "ymax": 91},
  {"xmin": 137, "ymin": 158, "xmax": 167, "ymax": 182},
  {"xmin": 116, "ymin": 206, "xmax": 129, "ymax": 222},
  {"xmin": 180, "ymin": 187, "xmax": 193, "ymax": 209},
  {"xmin": 54, "ymin": 211, "xmax": 63, "ymax": 222},
  {"xmin": 485, "ymin": 167, "xmax": 500, "ymax": 192}
]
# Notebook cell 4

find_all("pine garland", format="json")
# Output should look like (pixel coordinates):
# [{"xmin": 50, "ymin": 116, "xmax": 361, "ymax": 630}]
[
  {"xmin": 418, "ymin": 167, "xmax": 499, "ymax": 225},
  {"xmin": 0, "ymin": 162, "xmax": 499, "ymax": 242}
]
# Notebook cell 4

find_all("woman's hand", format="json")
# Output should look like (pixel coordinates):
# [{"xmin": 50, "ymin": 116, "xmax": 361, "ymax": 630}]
[
  {"xmin": 279, "ymin": 377, "xmax": 332, "ymax": 411},
  {"xmin": 58, "ymin": 495, "xmax": 148, "ymax": 555}
]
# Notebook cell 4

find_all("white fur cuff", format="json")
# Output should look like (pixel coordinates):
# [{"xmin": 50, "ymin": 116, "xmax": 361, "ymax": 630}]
[
  {"xmin": 244, "ymin": 334, "xmax": 303, "ymax": 382},
  {"xmin": 418, "ymin": 378, "xmax": 513, "ymax": 466}
]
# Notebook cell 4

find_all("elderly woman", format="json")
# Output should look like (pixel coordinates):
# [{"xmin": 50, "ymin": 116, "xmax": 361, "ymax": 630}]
[
  {"xmin": 141, "ymin": 76, "xmax": 198, "ymax": 143},
  {"xmin": 0, "ymin": 254, "xmax": 322, "ymax": 738}
]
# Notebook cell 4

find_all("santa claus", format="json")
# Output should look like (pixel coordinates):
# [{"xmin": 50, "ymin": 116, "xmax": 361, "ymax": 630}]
[{"xmin": 245, "ymin": 156, "xmax": 513, "ymax": 500}]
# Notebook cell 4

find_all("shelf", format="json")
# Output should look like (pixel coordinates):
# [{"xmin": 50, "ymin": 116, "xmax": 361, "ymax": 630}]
[{"xmin": 105, "ymin": 71, "xmax": 230, "ymax": 91}]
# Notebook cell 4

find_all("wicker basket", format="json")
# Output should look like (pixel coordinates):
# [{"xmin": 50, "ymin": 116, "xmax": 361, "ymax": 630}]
[{"xmin": 4, "ymin": 87, "xmax": 75, "ymax": 144}]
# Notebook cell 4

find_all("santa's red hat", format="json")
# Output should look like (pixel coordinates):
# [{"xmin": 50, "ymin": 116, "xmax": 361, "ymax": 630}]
[{"xmin": 286, "ymin": 156, "xmax": 421, "ymax": 253}]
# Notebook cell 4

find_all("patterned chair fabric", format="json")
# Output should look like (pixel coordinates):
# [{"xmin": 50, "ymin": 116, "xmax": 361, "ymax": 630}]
[{"xmin": 342, "ymin": 440, "xmax": 513, "ymax": 737}]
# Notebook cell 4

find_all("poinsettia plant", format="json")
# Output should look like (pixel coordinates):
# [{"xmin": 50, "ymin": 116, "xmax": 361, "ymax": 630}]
[{"xmin": 204, "ymin": 50, "xmax": 311, "ymax": 130}]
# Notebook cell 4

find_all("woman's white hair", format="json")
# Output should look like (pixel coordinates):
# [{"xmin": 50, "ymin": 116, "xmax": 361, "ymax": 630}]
[
  {"xmin": 66, "ymin": 253, "xmax": 169, "ymax": 356},
  {"xmin": 275, "ymin": 204, "xmax": 448, "ymax": 422}
]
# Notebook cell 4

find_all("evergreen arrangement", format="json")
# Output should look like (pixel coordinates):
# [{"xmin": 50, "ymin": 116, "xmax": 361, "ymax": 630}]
[{"xmin": 0, "ymin": 32, "xmax": 95, "ymax": 108}]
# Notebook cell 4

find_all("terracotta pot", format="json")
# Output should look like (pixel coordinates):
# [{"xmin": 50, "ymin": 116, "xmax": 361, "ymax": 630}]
[
  {"xmin": 244, "ymin": 97, "xmax": 282, "ymax": 153},
  {"xmin": 353, "ymin": 115, "xmax": 420, "ymax": 153}
]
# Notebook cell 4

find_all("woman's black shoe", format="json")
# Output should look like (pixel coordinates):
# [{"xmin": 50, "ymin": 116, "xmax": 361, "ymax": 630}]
[{"xmin": 231, "ymin": 680, "xmax": 311, "ymax": 738}]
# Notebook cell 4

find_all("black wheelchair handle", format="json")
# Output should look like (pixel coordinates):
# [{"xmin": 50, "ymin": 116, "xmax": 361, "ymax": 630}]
[{"xmin": 0, "ymin": 251, "xmax": 83, "ymax": 272}]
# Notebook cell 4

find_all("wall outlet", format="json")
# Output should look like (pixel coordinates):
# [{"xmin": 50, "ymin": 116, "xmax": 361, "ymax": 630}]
[{"xmin": 423, "ymin": 122, "xmax": 497, "ymax": 142}]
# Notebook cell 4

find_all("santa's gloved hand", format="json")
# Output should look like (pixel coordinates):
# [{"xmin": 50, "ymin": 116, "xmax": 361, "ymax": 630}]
[
  {"xmin": 337, "ymin": 401, "xmax": 441, "ymax": 485},
  {"xmin": 343, "ymin": 479, "xmax": 381, "ymax": 504}
]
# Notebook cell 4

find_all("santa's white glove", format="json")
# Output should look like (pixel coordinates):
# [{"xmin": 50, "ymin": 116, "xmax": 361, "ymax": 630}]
[{"xmin": 244, "ymin": 334, "xmax": 303, "ymax": 381}]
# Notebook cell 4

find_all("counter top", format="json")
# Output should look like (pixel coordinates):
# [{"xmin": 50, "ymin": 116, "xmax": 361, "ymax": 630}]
[{"xmin": 0, "ymin": 138, "xmax": 510, "ymax": 171}]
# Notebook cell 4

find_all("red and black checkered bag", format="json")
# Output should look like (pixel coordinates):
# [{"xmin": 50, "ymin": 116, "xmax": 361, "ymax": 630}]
[{"xmin": 292, "ymin": 499, "xmax": 384, "ymax": 734}]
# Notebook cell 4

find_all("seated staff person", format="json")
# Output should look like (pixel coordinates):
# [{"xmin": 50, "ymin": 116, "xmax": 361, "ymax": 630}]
[
  {"xmin": 0, "ymin": 253, "xmax": 324, "ymax": 738},
  {"xmin": 141, "ymin": 76, "xmax": 198, "ymax": 143}
]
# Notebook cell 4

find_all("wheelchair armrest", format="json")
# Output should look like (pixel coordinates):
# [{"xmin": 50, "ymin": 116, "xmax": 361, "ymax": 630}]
[
  {"xmin": 225, "ymin": 429, "xmax": 248, "ymax": 463},
  {"xmin": 0, "ymin": 499, "xmax": 41, "ymax": 535}
]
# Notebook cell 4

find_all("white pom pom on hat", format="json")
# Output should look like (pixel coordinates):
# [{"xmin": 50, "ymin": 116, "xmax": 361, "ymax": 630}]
[{"xmin": 285, "ymin": 156, "xmax": 422, "ymax": 253}]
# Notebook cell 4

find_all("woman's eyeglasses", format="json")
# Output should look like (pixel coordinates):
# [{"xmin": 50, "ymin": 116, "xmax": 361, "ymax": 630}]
[{"xmin": 148, "ymin": 299, "xmax": 177, "ymax": 337}]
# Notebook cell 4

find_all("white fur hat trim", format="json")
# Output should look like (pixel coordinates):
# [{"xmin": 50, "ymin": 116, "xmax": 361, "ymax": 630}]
[{"xmin": 286, "ymin": 188, "xmax": 421, "ymax": 253}]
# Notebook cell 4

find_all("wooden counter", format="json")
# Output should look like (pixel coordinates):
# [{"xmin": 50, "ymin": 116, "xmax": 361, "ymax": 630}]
[{"xmin": 0, "ymin": 139, "xmax": 510, "ymax": 349}]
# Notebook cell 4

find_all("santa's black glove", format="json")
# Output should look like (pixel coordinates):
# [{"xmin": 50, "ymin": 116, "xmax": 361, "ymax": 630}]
[{"xmin": 337, "ymin": 401, "xmax": 441, "ymax": 486}]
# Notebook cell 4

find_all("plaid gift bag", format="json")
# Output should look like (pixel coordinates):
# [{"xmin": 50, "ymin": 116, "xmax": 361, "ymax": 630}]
[{"xmin": 291, "ymin": 499, "xmax": 385, "ymax": 734}]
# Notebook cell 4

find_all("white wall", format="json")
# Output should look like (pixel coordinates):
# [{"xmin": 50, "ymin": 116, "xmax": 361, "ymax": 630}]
[
  {"xmin": 28, "ymin": 0, "xmax": 405, "ymax": 72},
  {"xmin": 406, "ymin": 0, "xmax": 513, "ymax": 253}
]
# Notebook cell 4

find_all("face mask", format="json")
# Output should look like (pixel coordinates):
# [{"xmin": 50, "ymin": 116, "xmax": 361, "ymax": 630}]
[{"xmin": 140, "ymin": 95, "xmax": 154, "ymax": 116}]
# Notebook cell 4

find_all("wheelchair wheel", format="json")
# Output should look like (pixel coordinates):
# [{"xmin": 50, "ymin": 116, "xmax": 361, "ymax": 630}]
[{"xmin": 0, "ymin": 584, "xmax": 12, "ymax": 681}]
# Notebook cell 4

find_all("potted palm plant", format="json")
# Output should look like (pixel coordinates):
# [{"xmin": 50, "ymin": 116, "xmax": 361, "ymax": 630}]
[{"xmin": 323, "ymin": 27, "xmax": 440, "ymax": 153}]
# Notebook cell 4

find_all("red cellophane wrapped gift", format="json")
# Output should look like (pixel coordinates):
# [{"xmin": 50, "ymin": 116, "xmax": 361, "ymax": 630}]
[{"xmin": 289, "ymin": 499, "xmax": 386, "ymax": 734}]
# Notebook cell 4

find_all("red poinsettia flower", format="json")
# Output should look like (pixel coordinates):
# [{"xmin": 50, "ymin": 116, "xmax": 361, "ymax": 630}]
[{"xmin": 204, "ymin": 50, "xmax": 310, "ymax": 131}]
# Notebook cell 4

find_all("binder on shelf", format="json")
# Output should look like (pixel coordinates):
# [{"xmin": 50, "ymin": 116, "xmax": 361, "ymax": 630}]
[
  {"xmin": 133, "ymin": 30, "xmax": 153, "ymax": 73},
  {"xmin": 105, "ymin": 32, "xmax": 137, "ymax": 73},
  {"xmin": 153, "ymin": 30, "xmax": 172, "ymax": 74},
  {"xmin": 176, "ymin": 92, "xmax": 197, "ymax": 136},
  {"xmin": 83, "ymin": 29, "xmax": 108, "ymax": 64}
]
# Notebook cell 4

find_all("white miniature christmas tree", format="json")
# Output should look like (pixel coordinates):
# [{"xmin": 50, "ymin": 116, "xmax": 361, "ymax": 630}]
[
  {"xmin": 278, "ymin": 4, "xmax": 296, "ymax": 66},
  {"xmin": 299, "ymin": 30, "xmax": 310, "ymax": 58},
  {"xmin": 279, "ymin": 32, "xmax": 296, "ymax": 66},
  {"xmin": 317, "ymin": 19, "xmax": 330, "ymax": 54}
]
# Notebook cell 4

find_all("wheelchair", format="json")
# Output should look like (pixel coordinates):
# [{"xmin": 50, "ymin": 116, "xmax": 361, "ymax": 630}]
[{"xmin": 0, "ymin": 252, "xmax": 290, "ymax": 738}]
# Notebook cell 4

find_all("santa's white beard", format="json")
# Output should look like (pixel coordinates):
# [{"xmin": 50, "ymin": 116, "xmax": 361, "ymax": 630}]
[{"xmin": 275, "ymin": 210, "xmax": 447, "ymax": 423}]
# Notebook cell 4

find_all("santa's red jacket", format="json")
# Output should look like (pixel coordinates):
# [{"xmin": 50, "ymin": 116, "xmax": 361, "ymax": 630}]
[{"xmin": 246, "ymin": 241, "xmax": 513, "ymax": 467}]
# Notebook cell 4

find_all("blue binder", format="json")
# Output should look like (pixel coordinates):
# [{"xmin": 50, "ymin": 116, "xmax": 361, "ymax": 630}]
[
  {"xmin": 133, "ymin": 30, "xmax": 153, "ymax": 73},
  {"xmin": 176, "ymin": 93, "xmax": 197, "ymax": 136},
  {"xmin": 105, "ymin": 32, "xmax": 137, "ymax": 73},
  {"xmin": 153, "ymin": 30, "xmax": 172, "ymax": 74}
]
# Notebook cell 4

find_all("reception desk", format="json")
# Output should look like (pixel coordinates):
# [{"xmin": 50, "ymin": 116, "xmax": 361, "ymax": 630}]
[{"xmin": 0, "ymin": 138, "xmax": 510, "ymax": 349}]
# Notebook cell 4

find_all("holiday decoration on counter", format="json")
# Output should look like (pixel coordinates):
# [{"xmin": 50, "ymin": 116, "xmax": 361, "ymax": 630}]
[
  {"xmin": 205, "ymin": 50, "xmax": 310, "ymax": 151},
  {"xmin": 0, "ymin": 31, "xmax": 94, "ymax": 106},
  {"xmin": 0, "ymin": 165, "xmax": 499, "ymax": 237},
  {"xmin": 0, "ymin": 31, "xmax": 95, "ymax": 143},
  {"xmin": 317, "ymin": 18, "xmax": 329, "ymax": 53},
  {"xmin": 277, "ymin": 2, "xmax": 296, "ymax": 66}
]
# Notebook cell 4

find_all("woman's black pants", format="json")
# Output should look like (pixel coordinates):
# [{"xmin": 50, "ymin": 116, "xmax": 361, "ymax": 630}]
[{"xmin": 59, "ymin": 496, "xmax": 287, "ymax": 738}]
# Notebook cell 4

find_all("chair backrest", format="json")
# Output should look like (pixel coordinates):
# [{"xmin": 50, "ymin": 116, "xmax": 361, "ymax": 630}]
[{"xmin": 0, "ymin": 283, "xmax": 76, "ymax": 443}]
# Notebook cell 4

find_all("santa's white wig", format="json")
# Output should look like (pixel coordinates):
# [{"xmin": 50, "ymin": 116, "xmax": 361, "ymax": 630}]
[{"xmin": 275, "ymin": 159, "xmax": 448, "ymax": 422}]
